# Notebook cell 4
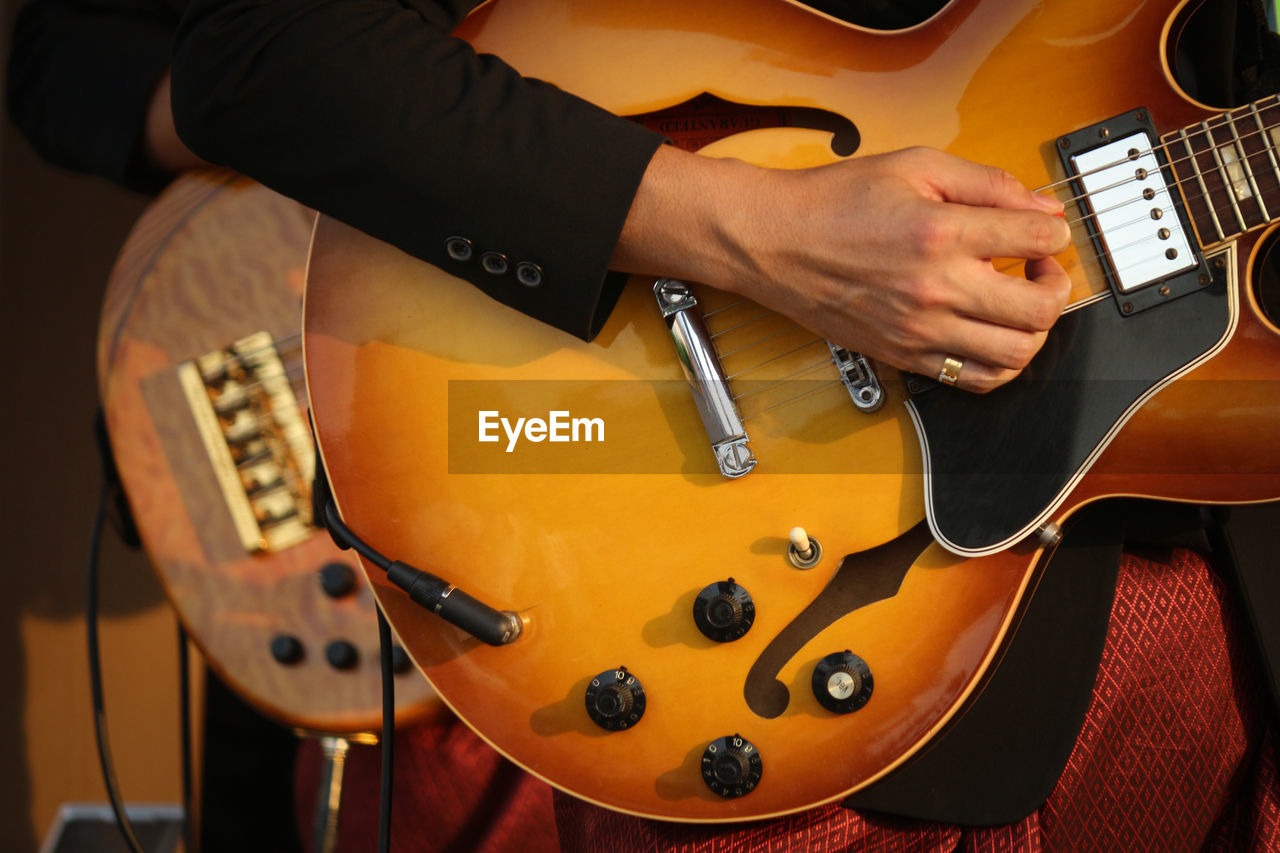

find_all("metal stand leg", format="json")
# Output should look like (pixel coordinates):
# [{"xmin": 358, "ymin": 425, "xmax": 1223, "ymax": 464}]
[{"xmin": 312, "ymin": 736, "xmax": 350, "ymax": 853}]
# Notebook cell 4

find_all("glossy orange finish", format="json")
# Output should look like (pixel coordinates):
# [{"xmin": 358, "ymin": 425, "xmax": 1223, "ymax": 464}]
[
  {"xmin": 304, "ymin": 0, "xmax": 1280, "ymax": 821},
  {"xmin": 99, "ymin": 170, "xmax": 439, "ymax": 734}
]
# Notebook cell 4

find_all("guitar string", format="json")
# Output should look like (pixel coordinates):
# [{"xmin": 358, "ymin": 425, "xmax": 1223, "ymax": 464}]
[
  {"xmin": 711, "ymin": 147, "xmax": 1280, "ymax": 407},
  {"xmin": 209, "ymin": 105, "xmax": 1280, "ymax": 427},
  {"xmin": 1031, "ymin": 97, "xmax": 1280, "ymax": 202},
  {"xmin": 692, "ymin": 107, "xmax": 1280, "ymax": 334}
]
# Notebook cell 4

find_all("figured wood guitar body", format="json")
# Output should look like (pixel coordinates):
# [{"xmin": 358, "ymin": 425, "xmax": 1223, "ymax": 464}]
[
  {"xmin": 99, "ymin": 169, "xmax": 438, "ymax": 733},
  {"xmin": 304, "ymin": 0, "xmax": 1280, "ymax": 820}
]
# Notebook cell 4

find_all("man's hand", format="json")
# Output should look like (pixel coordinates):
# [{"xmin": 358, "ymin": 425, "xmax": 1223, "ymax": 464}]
[{"xmin": 613, "ymin": 145, "xmax": 1072, "ymax": 393}]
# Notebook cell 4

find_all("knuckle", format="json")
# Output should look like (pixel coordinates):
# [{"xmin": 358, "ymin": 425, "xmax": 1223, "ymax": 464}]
[
  {"xmin": 1028, "ymin": 217, "xmax": 1059, "ymax": 257},
  {"xmin": 1029, "ymin": 295, "xmax": 1061, "ymax": 331},
  {"xmin": 913, "ymin": 216, "xmax": 957, "ymax": 257},
  {"xmin": 1006, "ymin": 333, "xmax": 1042, "ymax": 369}
]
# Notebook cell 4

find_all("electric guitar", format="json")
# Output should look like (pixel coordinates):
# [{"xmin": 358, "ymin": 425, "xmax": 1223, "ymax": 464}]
[
  {"xmin": 98, "ymin": 169, "xmax": 439, "ymax": 734},
  {"xmin": 304, "ymin": 0, "xmax": 1280, "ymax": 820}
]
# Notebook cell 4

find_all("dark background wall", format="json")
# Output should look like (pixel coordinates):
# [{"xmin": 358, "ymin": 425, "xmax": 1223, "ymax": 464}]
[{"xmin": 0, "ymin": 1, "xmax": 188, "ymax": 848}]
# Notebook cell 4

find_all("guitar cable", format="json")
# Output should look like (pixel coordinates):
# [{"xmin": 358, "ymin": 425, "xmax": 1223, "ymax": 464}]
[
  {"xmin": 87, "ymin": 472, "xmax": 147, "ymax": 853},
  {"xmin": 88, "ymin": 412, "xmax": 196, "ymax": 853},
  {"xmin": 376, "ymin": 600, "xmax": 395, "ymax": 853},
  {"xmin": 310, "ymin": 450, "xmax": 522, "ymax": 647}
]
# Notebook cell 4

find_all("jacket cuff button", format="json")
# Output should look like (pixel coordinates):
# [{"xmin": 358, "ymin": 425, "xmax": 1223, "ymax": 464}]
[
  {"xmin": 480, "ymin": 252, "xmax": 509, "ymax": 275},
  {"xmin": 516, "ymin": 262, "xmax": 544, "ymax": 288},
  {"xmin": 445, "ymin": 236, "xmax": 473, "ymax": 262}
]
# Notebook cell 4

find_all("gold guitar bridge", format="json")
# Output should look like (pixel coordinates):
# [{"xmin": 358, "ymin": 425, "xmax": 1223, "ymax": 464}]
[{"xmin": 177, "ymin": 330, "xmax": 315, "ymax": 553}]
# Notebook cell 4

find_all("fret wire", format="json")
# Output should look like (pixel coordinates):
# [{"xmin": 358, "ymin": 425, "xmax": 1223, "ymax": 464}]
[
  {"xmin": 1179, "ymin": 127, "xmax": 1226, "ymax": 241},
  {"xmin": 1037, "ymin": 101, "xmax": 1277, "ymax": 201},
  {"xmin": 1042, "ymin": 101, "xmax": 1280, "ymax": 210},
  {"xmin": 730, "ymin": 358, "xmax": 835, "ymax": 403},
  {"xmin": 1225, "ymin": 109, "xmax": 1269, "ymax": 223},
  {"xmin": 1250, "ymin": 102, "xmax": 1280, "ymax": 187},
  {"xmin": 1204, "ymin": 120, "xmax": 1248, "ymax": 233},
  {"xmin": 725, "ymin": 339, "xmax": 827, "ymax": 380},
  {"xmin": 739, "ymin": 380, "xmax": 844, "ymax": 424}
]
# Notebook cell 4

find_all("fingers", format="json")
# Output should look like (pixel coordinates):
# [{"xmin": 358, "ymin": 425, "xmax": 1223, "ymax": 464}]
[
  {"xmin": 924, "ymin": 351, "xmax": 1020, "ymax": 394},
  {"xmin": 916, "ymin": 148, "xmax": 1061, "ymax": 215},
  {"xmin": 924, "ymin": 257, "xmax": 1071, "ymax": 391},
  {"xmin": 954, "ymin": 254, "xmax": 1072, "ymax": 333},
  {"xmin": 953, "ymin": 205, "xmax": 1072, "ymax": 261}
]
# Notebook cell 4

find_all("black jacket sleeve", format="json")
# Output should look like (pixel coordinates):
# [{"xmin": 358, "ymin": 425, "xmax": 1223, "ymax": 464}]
[
  {"xmin": 170, "ymin": 0, "xmax": 665, "ymax": 340},
  {"xmin": 7, "ymin": 0, "xmax": 181, "ymax": 193}
]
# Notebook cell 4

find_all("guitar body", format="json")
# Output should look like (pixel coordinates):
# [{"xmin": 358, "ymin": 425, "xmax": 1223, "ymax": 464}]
[
  {"xmin": 99, "ymin": 170, "xmax": 439, "ymax": 734},
  {"xmin": 304, "ymin": 0, "xmax": 1280, "ymax": 820}
]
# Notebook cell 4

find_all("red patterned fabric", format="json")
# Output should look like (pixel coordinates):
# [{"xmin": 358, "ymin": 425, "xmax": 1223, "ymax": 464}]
[
  {"xmin": 554, "ymin": 549, "xmax": 1280, "ymax": 852},
  {"xmin": 294, "ymin": 714, "xmax": 558, "ymax": 852}
]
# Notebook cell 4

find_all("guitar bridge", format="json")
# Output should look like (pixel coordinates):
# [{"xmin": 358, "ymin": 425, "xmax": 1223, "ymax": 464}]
[{"xmin": 177, "ymin": 331, "xmax": 315, "ymax": 552}]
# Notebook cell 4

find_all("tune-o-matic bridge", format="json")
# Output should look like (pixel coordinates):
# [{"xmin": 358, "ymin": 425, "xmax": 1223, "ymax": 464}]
[{"xmin": 177, "ymin": 331, "xmax": 315, "ymax": 552}]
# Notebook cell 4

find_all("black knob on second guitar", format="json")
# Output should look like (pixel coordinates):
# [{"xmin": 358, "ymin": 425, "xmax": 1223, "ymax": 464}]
[
  {"xmin": 701, "ymin": 734, "xmax": 763, "ymax": 798},
  {"xmin": 584, "ymin": 667, "xmax": 646, "ymax": 731},
  {"xmin": 693, "ymin": 578, "xmax": 755, "ymax": 642},
  {"xmin": 811, "ymin": 651, "xmax": 874, "ymax": 714},
  {"xmin": 319, "ymin": 561, "xmax": 357, "ymax": 598}
]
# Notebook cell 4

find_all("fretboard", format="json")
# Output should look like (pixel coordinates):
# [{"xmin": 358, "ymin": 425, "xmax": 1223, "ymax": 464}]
[{"xmin": 1165, "ymin": 94, "xmax": 1280, "ymax": 247}]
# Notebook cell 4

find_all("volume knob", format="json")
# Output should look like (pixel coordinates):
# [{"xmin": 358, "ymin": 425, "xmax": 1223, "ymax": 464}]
[
  {"xmin": 693, "ymin": 579, "xmax": 755, "ymax": 642},
  {"xmin": 811, "ymin": 651, "xmax": 874, "ymax": 714},
  {"xmin": 584, "ymin": 667, "xmax": 646, "ymax": 731},
  {"xmin": 701, "ymin": 734, "xmax": 763, "ymax": 798}
]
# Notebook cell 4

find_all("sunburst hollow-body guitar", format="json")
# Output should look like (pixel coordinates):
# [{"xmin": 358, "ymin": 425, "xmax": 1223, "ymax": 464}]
[
  {"xmin": 99, "ymin": 169, "xmax": 439, "ymax": 734},
  {"xmin": 304, "ymin": 0, "xmax": 1280, "ymax": 820}
]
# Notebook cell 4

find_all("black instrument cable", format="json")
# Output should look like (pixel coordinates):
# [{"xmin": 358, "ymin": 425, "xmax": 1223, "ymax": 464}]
[
  {"xmin": 88, "ymin": 411, "xmax": 195, "ymax": 853},
  {"xmin": 376, "ymin": 601, "xmax": 395, "ymax": 853},
  {"xmin": 87, "ymin": 473, "xmax": 146, "ymax": 853}
]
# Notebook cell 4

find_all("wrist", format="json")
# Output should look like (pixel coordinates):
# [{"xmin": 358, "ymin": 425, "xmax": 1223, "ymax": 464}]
[{"xmin": 610, "ymin": 144, "xmax": 765, "ymax": 295}]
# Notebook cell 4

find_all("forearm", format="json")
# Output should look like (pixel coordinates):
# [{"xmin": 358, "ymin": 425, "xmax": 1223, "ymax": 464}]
[{"xmin": 171, "ymin": 0, "xmax": 664, "ymax": 340}]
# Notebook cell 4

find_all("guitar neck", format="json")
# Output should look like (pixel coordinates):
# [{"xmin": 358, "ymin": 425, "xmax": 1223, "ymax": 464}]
[{"xmin": 1166, "ymin": 94, "xmax": 1280, "ymax": 248}]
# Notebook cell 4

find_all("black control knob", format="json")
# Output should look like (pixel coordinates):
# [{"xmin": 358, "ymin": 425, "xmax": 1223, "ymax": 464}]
[
  {"xmin": 693, "ymin": 579, "xmax": 755, "ymax": 642},
  {"xmin": 319, "ymin": 562, "xmax": 358, "ymax": 598},
  {"xmin": 325, "ymin": 639, "xmax": 359, "ymax": 670},
  {"xmin": 269, "ymin": 634, "xmax": 304, "ymax": 665},
  {"xmin": 701, "ymin": 734, "xmax": 763, "ymax": 798},
  {"xmin": 811, "ymin": 651, "xmax": 874, "ymax": 714},
  {"xmin": 584, "ymin": 667, "xmax": 646, "ymax": 731}
]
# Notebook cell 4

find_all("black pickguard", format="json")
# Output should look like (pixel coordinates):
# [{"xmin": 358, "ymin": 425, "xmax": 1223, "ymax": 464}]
[{"xmin": 908, "ymin": 259, "xmax": 1230, "ymax": 553}]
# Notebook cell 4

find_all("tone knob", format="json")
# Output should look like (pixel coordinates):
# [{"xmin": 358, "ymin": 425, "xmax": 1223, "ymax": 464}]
[
  {"xmin": 269, "ymin": 634, "xmax": 303, "ymax": 665},
  {"xmin": 693, "ymin": 579, "xmax": 755, "ymax": 642},
  {"xmin": 811, "ymin": 651, "xmax": 874, "ymax": 714},
  {"xmin": 701, "ymin": 734, "xmax": 763, "ymax": 798},
  {"xmin": 584, "ymin": 667, "xmax": 646, "ymax": 731},
  {"xmin": 325, "ymin": 639, "xmax": 359, "ymax": 671},
  {"xmin": 319, "ymin": 561, "xmax": 358, "ymax": 598}
]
